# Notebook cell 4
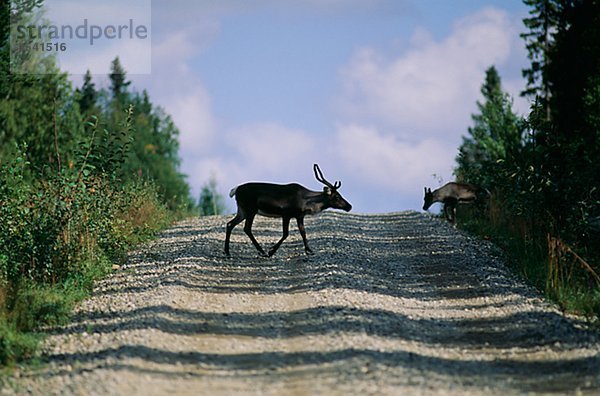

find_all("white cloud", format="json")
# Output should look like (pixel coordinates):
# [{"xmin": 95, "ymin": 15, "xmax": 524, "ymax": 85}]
[
  {"xmin": 180, "ymin": 123, "xmax": 318, "ymax": 208},
  {"xmin": 132, "ymin": 29, "xmax": 219, "ymax": 155},
  {"xmin": 180, "ymin": 157, "xmax": 241, "ymax": 203},
  {"xmin": 338, "ymin": 7, "xmax": 515, "ymax": 141},
  {"xmin": 168, "ymin": 90, "xmax": 216, "ymax": 155},
  {"xmin": 225, "ymin": 123, "xmax": 317, "ymax": 181},
  {"xmin": 57, "ymin": 2, "xmax": 527, "ymax": 213},
  {"xmin": 335, "ymin": 124, "xmax": 456, "ymax": 193},
  {"xmin": 150, "ymin": 0, "xmax": 412, "ymax": 17},
  {"xmin": 57, "ymin": 39, "xmax": 151, "ymax": 75},
  {"xmin": 44, "ymin": 0, "xmax": 151, "ymax": 74}
]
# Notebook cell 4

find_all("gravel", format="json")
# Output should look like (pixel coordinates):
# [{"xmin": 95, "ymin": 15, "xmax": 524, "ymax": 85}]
[{"xmin": 3, "ymin": 211, "xmax": 600, "ymax": 395}]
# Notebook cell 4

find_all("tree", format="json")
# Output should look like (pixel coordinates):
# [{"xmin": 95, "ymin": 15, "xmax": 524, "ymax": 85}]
[
  {"xmin": 76, "ymin": 69, "xmax": 98, "ymax": 116},
  {"xmin": 455, "ymin": 66, "xmax": 523, "ymax": 187},
  {"xmin": 520, "ymin": 0, "xmax": 563, "ymax": 108},
  {"xmin": 1, "ymin": 3, "xmax": 195, "ymax": 210},
  {"xmin": 198, "ymin": 176, "xmax": 225, "ymax": 216},
  {"xmin": 109, "ymin": 57, "xmax": 131, "ymax": 102},
  {"xmin": 543, "ymin": 0, "xmax": 600, "ymax": 237},
  {"xmin": 0, "ymin": 2, "xmax": 83, "ymax": 169},
  {"xmin": 87, "ymin": 58, "xmax": 195, "ymax": 209}
]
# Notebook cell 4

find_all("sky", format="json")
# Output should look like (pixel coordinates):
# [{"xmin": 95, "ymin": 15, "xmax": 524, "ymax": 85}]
[{"xmin": 44, "ymin": 0, "xmax": 531, "ymax": 214}]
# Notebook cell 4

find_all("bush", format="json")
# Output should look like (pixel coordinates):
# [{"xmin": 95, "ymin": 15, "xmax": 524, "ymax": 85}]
[
  {"xmin": 458, "ymin": 190, "xmax": 600, "ymax": 319},
  {"xmin": 0, "ymin": 318, "xmax": 39, "ymax": 366},
  {"xmin": 0, "ymin": 122, "xmax": 177, "ymax": 364}
]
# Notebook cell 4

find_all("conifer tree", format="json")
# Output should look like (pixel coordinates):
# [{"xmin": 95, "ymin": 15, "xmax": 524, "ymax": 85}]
[
  {"xmin": 543, "ymin": 0, "xmax": 600, "ymax": 235},
  {"xmin": 109, "ymin": 57, "xmax": 131, "ymax": 101},
  {"xmin": 520, "ymin": 0, "xmax": 563, "ymax": 105},
  {"xmin": 455, "ymin": 66, "xmax": 523, "ymax": 187},
  {"xmin": 198, "ymin": 177, "xmax": 225, "ymax": 216},
  {"xmin": 0, "ymin": 1, "xmax": 83, "ymax": 168},
  {"xmin": 77, "ymin": 69, "xmax": 98, "ymax": 116}
]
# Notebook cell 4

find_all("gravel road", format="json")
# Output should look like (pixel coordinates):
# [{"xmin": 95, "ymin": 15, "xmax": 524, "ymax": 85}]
[{"xmin": 3, "ymin": 211, "xmax": 600, "ymax": 395}]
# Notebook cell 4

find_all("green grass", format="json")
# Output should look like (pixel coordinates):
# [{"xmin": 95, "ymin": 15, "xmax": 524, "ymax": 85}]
[
  {"xmin": 0, "ymin": 178, "xmax": 179, "ymax": 366},
  {"xmin": 456, "ymin": 203, "xmax": 600, "ymax": 322}
]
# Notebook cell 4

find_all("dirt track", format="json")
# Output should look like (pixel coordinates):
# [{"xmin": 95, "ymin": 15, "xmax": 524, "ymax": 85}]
[{"xmin": 3, "ymin": 211, "xmax": 600, "ymax": 395}]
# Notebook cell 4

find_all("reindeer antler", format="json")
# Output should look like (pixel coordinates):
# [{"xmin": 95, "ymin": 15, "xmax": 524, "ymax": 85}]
[{"xmin": 313, "ymin": 164, "xmax": 341, "ymax": 189}]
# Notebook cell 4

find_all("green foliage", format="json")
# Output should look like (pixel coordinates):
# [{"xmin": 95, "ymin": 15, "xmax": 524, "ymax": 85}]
[
  {"xmin": 0, "ymin": 317, "xmax": 40, "ymax": 366},
  {"xmin": 125, "ymin": 91, "xmax": 193, "ymax": 210},
  {"xmin": 0, "ymin": 123, "xmax": 175, "ymax": 365},
  {"xmin": 0, "ymin": 7, "xmax": 194, "ymax": 367},
  {"xmin": 520, "ymin": 0, "xmax": 564, "ymax": 101},
  {"xmin": 76, "ymin": 70, "xmax": 99, "ymax": 116},
  {"xmin": 456, "ymin": 0, "xmax": 600, "ymax": 319},
  {"xmin": 198, "ymin": 176, "xmax": 225, "ymax": 216},
  {"xmin": 455, "ymin": 66, "xmax": 525, "ymax": 188},
  {"xmin": 544, "ymin": 0, "xmax": 600, "ymax": 240},
  {"xmin": 109, "ymin": 57, "xmax": 131, "ymax": 102},
  {"xmin": 0, "ymin": 1, "xmax": 199, "ymax": 366},
  {"xmin": 85, "ymin": 106, "xmax": 134, "ymax": 179},
  {"xmin": 1, "ymin": 3, "xmax": 84, "ymax": 170},
  {"xmin": 91, "ymin": 60, "xmax": 194, "ymax": 210}
]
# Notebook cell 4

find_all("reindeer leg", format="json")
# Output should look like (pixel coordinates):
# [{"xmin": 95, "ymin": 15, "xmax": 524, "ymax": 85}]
[
  {"xmin": 451, "ymin": 205, "xmax": 457, "ymax": 226},
  {"xmin": 446, "ymin": 201, "xmax": 457, "ymax": 225},
  {"xmin": 268, "ymin": 216, "xmax": 290, "ymax": 257},
  {"xmin": 444, "ymin": 199, "xmax": 457, "ymax": 225},
  {"xmin": 296, "ymin": 216, "xmax": 313, "ymax": 255},
  {"xmin": 225, "ymin": 211, "xmax": 245, "ymax": 257},
  {"xmin": 443, "ymin": 202, "xmax": 451, "ymax": 222},
  {"xmin": 243, "ymin": 213, "xmax": 267, "ymax": 257}
]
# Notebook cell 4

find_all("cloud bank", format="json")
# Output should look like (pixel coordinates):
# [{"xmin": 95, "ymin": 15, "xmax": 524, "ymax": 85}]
[
  {"xmin": 58, "ymin": 2, "xmax": 526, "ymax": 212},
  {"xmin": 338, "ymin": 7, "xmax": 514, "ymax": 140}
]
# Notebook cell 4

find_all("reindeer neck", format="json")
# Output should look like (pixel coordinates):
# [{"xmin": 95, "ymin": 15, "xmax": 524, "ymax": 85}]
[
  {"xmin": 433, "ymin": 190, "xmax": 444, "ymax": 203},
  {"xmin": 304, "ymin": 190, "xmax": 329, "ymax": 213}
]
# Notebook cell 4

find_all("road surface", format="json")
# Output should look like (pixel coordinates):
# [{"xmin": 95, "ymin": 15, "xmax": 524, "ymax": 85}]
[{"xmin": 4, "ymin": 212, "xmax": 600, "ymax": 395}]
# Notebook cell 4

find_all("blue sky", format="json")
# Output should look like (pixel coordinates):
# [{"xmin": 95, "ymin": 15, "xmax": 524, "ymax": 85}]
[{"xmin": 47, "ymin": 0, "xmax": 531, "ymax": 213}]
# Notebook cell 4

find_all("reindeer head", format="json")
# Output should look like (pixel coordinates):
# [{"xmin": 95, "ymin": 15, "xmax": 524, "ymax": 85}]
[
  {"xmin": 423, "ymin": 187, "xmax": 434, "ymax": 210},
  {"xmin": 314, "ymin": 164, "xmax": 352, "ymax": 212}
]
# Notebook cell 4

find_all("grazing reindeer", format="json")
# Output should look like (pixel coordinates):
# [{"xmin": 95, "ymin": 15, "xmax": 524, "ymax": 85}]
[
  {"xmin": 224, "ymin": 164, "xmax": 352, "ymax": 257},
  {"xmin": 423, "ymin": 182, "xmax": 489, "ymax": 224}
]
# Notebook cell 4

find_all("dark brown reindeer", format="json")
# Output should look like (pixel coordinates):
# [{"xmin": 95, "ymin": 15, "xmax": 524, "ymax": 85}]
[
  {"xmin": 224, "ymin": 164, "xmax": 352, "ymax": 257},
  {"xmin": 423, "ymin": 182, "xmax": 489, "ymax": 224}
]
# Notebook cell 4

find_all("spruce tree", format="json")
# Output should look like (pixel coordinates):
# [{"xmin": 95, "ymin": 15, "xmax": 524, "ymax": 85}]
[
  {"xmin": 77, "ymin": 69, "xmax": 98, "ymax": 116},
  {"xmin": 198, "ymin": 177, "xmax": 225, "ymax": 216},
  {"xmin": 520, "ymin": 0, "xmax": 563, "ymax": 104},
  {"xmin": 544, "ymin": 0, "xmax": 600, "ymax": 237},
  {"xmin": 109, "ymin": 57, "xmax": 131, "ymax": 101},
  {"xmin": 455, "ymin": 66, "xmax": 523, "ymax": 187}
]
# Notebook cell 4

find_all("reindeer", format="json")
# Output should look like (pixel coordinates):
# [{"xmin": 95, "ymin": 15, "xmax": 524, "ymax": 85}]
[
  {"xmin": 224, "ymin": 164, "xmax": 352, "ymax": 257},
  {"xmin": 423, "ymin": 182, "xmax": 489, "ymax": 224}
]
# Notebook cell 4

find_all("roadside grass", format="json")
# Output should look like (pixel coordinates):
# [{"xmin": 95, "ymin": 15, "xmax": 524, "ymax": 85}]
[
  {"xmin": 456, "ymin": 201, "xmax": 600, "ymax": 322},
  {"xmin": 0, "ymin": 188, "xmax": 177, "ymax": 367},
  {"xmin": 0, "ymin": 155, "xmax": 181, "ymax": 367}
]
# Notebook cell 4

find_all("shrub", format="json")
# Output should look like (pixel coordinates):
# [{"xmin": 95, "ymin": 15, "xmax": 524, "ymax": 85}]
[{"xmin": 0, "ymin": 114, "xmax": 178, "ymax": 364}]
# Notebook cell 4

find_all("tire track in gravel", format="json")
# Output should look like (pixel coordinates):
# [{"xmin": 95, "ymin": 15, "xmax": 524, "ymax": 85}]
[{"xmin": 4, "ymin": 211, "xmax": 600, "ymax": 395}]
